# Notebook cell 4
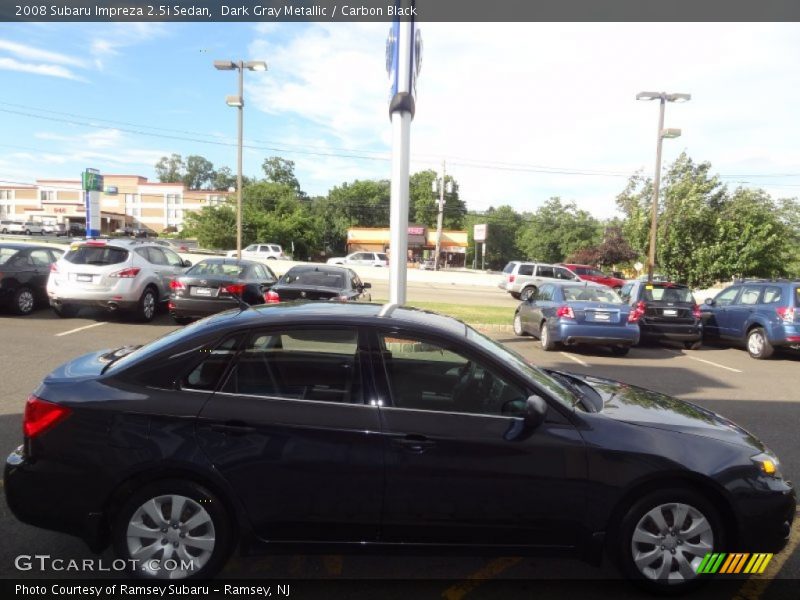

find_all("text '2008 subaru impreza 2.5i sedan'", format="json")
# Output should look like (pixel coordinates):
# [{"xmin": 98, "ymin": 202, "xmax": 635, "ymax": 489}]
[{"xmin": 3, "ymin": 302, "xmax": 795, "ymax": 590}]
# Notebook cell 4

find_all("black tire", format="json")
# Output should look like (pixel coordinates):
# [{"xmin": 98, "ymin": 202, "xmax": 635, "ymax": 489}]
[
  {"xmin": 172, "ymin": 316, "xmax": 193, "ymax": 325},
  {"xmin": 684, "ymin": 340, "xmax": 702, "ymax": 351},
  {"xmin": 137, "ymin": 287, "xmax": 158, "ymax": 322},
  {"xmin": 510, "ymin": 292, "xmax": 521, "ymax": 300},
  {"xmin": 52, "ymin": 303, "xmax": 79, "ymax": 318},
  {"xmin": 615, "ymin": 487, "xmax": 725, "ymax": 593},
  {"xmin": 520, "ymin": 286, "xmax": 537, "ymax": 302},
  {"xmin": 12, "ymin": 286, "xmax": 36, "ymax": 316},
  {"xmin": 112, "ymin": 479, "xmax": 233, "ymax": 580},
  {"xmin": 611, "ymin": 345, "xmax": 630, "ymax": 356},
  {"xmin": 746, "ymin": 327, "xmax": 774, "ymax": 359},
  {"xmin": 540, "ymin": 321, "xmax": 557, "ymax": 351},
  {"xmin": 513, "ymin": 311, "xmax": 527, "ymax": 336}
]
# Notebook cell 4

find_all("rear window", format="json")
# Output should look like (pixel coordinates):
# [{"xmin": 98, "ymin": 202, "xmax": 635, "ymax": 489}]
[
  {"xmin": 188, "ymin": 262, "xmax": 245, "ymax": 278},
  {"xmin": 562, "ymin": 286, "xmax": 622, "ymax": 303},
  {"xmin": 64, "ymin": 245, "xmax": 129, "ymax": 265},
  {"xmin": 377, "ymin": 253, "xmax": 388, "ymax": 261},
  {"xmin": 642, "ymin": 285, "xmax": 694, "ymax": 303},
  {"xmin": 281, "ymin": 270, "xmax": 345, "ymax": 288},
  {"xmin": 0, "ymin": 247, "xmax": 20, "ymax": 265},
  {"xmin": 502, "ymin": 262, "xmax": 517, "ymax": 274}
]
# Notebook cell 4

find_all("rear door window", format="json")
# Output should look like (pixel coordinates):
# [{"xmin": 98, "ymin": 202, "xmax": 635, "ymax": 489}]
[
  {"xmin": 762, "ymin": 286, "xmax": 782, "ymax": 304},
  {"xmin": 555, "ymin": 267, "xmax": 576, "ymax": 280},
  {"xmin": 518, "ymin": 264, "xmax": 534, "ymax": 276},
  {"xmin": 738, "ymin": 285, "xmax": 763, "ymax": 306},
  {"xmin": 536, "ymin": 265, "xmax": 555, "ymax": 279},
  {"xmin": 64, "ymin": 245, "xmax": 128, "ymax": 265}
]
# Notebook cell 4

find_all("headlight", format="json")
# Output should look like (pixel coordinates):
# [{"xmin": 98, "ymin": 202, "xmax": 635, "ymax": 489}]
[{"xmin": 751, "ymin": 452, "xmax": 782, "ymax": 478}]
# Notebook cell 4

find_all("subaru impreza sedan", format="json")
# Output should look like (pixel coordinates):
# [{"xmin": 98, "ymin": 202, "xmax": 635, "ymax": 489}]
[{"xmin": 4, "ymin": 302, "xmax": 794, "ymax": 590}]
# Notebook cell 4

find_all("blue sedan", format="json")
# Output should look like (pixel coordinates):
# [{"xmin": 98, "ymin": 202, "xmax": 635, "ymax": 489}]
[{"xmin": 513, "ymin": 281, "xmax": 640, "ymax": 355}]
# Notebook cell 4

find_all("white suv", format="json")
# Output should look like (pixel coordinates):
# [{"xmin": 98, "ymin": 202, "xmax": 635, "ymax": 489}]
[
  {"xmin": 1, "ymin": 220, "xmax": 25, "ymax": 234},
  {"xmin": 226, "ymin": 243, "xmax": 287, "ymax": 260},
  {"xmin": 498, "ymin": 261, "xmax": 580, "ymax": 301},
  {"xmin": 327, "ymin": 252, "xmax": 389, "ymax": 267},
  {"xmin": 47, "ymin": 239, "xmax": 191, "ymax": 321}
]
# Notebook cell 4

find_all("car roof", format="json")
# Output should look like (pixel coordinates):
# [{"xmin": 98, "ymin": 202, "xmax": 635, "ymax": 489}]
[
  {"xmin": 197, "ymin": 302, "xmax": 469, "ymax": 339},
  {"xmin": 0, "ymin": 243, "xmax": 57, "ymax": 250},
  {"xmin": 547, "ymin": 280, "xmax": 608, "ymax": 288},
  {"xmin": 285, "ymin": 264, "xmax": 351, "ymax": 275},
  {"xmin": 195, "ymin": 257, "xmax": 261, "ymax": 266}
]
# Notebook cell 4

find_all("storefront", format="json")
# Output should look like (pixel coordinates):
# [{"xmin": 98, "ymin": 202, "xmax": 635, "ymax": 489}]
[{"xmin": 346, "ymin": 226, "xmax": 468, "ymax": 267}]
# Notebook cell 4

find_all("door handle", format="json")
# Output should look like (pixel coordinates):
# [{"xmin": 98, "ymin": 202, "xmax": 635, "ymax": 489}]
[
  {"xmin": 210, "ymin": 422, "xmax": 256, "ymax": 435},
  {"xmin": 392, "ymin": 435, "xmax": 436, "ymax": 454}
]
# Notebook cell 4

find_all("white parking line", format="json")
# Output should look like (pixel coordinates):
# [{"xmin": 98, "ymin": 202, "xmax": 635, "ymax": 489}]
[
  {"xmin": 559, "ymin": 352, "xmax": 590, "ymax": 367},
  {"xmin": 684, "ymin": 356, "xmax": 743, "ymax": 373},
  {"xmin": 54, "ymin": 322, "xmax": 108, "ymax": 337}
]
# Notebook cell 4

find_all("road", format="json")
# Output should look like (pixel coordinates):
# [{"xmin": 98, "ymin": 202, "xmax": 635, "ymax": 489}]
[{"xmin": 0, "ymin": 298, "xmax": 797, "ymax": 599}]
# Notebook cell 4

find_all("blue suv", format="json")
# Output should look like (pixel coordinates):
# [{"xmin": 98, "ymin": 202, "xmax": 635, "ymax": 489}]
[{"xmin": 701, "ymin": 280, "xmax": 800, "ymax": 359}]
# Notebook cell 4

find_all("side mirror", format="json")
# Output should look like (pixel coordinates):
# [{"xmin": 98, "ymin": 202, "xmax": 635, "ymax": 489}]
[
  {"xmin": 704, "ymin": 297, "xmax": 714, "ymax": 306},
  {"xmin": 524, "ymin": 394, "xmax": 548, "ymax": 429},
  {"xmin": 182, "ymin": 259, "xmax": 192, "ymax": 267},
  {"xmin": 363, "ymin": 282, "xmax": 372, "ymax": 289}
]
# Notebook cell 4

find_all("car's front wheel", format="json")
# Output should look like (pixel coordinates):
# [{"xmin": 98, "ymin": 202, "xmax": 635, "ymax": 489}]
[
  {"xmin": 746, "ymin": 327, "xmax": 774, "ymax": 359},
  {"xmin": 113, "ymin": 479, "xmax": 233, "ymax": 580},
  {"xmin": 616, "ymin": 488, "xmax": 723, "ymax": 592}
]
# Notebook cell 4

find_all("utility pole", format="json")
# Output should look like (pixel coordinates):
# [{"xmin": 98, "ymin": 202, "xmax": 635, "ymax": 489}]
[{"xmin": 433, "ymin": 160, "xmax": 449, "ymax": 271}]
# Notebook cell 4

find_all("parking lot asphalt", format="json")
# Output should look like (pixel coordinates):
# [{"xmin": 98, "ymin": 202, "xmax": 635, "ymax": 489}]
[{"xmin": 0, "ymin": 304, "xmax": 797, "ymax": 598}]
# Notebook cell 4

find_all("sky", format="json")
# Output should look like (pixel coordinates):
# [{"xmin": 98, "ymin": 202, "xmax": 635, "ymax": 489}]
[{"xmin": 1, "ymin": 21, "xmax": 799, "ymax": 219}]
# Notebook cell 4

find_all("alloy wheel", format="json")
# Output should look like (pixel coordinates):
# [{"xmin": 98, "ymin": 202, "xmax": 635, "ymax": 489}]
[
  {"xmin": 17, "ymin": 289, "xmax": 35, "ymax": 314},
  {"xmin": 126, "ymin": 494, "xmax": 216, "ymax": 579},
  {"xmin": 142, "ymin": 291, "xmax": 156, "ymax": 321},
  {"xmin": 630, "ymin": 502, "xmax": 714, "ymax": 583},
  {"xmin": 748, "ymin": 331, "xmax": 764, "ymax": 356},
  {"xmin": 513, "ymin": 313, "xmax": 523, "ymax": 336}
]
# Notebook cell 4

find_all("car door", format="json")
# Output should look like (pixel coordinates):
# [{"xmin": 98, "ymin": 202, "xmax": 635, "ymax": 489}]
[
  {"xmin": 195, "ymin": 326, "xmax": 383, "ymax": 542},
  {"xmin": 703, "ymin": 286, "xmax": 742, "ymax": 339},
  {"xmin": 142, "ymin": 247, "xmax": 174, "ymax": 298},
  {"xmin": 724, "ymin": 285, "xmax": 764, "ymax": 339},
  {"xmin": 521, "ymin": 284, "xmax": 553, "ymax": 332},
  {"xmin": 371, "ymin": 330, "xmax": 587, "ymax": 547},
  {"xmin": 28, "ymin": 248, "xmax": 57, "ymax": 298}
]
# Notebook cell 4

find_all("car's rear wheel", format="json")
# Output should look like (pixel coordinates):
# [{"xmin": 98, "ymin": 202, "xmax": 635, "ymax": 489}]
[
  {"xmin": 611, "ymin": 345, "xmax": 630, "ymax": 356},
  {"xmin": 509, "ymin": 292, "xmax": 521, "ymax": 300},
  {"xmin": 616, "ymin": 488, "xmax": 723, "ymax": 592},
  {"xmin": 12, "ymin": 286, "xmax": 36, "ymax": 315},
  {"xmin": 513, "ymin": 312, "xmax": 527, "ymax": 336},
  {"xmin": 520, "ymin": 286, "xmax": 537, "ymax": 302},
  {"xmin": 171, "ymin": 316, "xmax": 193, "ymax": 325},
  {"xmin": 540, "ymin": 322, "xmax": 557, "ymax": 351},
  {"xmin": 52, "ymin": 303, "xmax": 79, "ymax": 318},
  {"xmin": 684, "ymin": 340, "xmax": 702, "ymax": 350},
  {"xmin": 746, "ymin": 327, "xmax": 774, "ymax": 359},
  {"xmin": 113, "ymin": 479, "xmax": 233, "ymax": 580},
  {"xmin": 137, "ymin": 287, "xmax": 158, "ymax": 322}
]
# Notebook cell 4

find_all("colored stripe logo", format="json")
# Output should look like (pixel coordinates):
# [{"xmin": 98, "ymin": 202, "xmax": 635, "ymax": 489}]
[{"xmin": 696, "ymin": 553, "xmax": 773, "ymax": 574}]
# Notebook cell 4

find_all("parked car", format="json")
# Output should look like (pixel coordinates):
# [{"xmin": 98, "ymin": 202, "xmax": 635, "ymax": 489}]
[
  {"xmin": 4, "ymin": 303, "xmax": 794, "ymax": 589},
  {"xmin": 635, "ymin": 273, "xmax": 669, "ymax": 283},
  {"xmin": 168, "ymin": 258, "xmax": 278, "ymax": 324},
  {"xmin": 47, "ymin": 239, "xmax": 192, "ymax": 321},
  {"xmin": 514, "ymin": 281, "xmax": 639, "ymax": 355},
  {"xmin": 498, "ymin": 261, "xmax": 580, "ymax": 301},
  {"xmin": 0, "ymin": 220, "xmax": 25, "ymax": 234},
  {"xmin": 114, "ymin": 227, "xmax": 134, "ymax": 236},
  {"xmin": 0, "ymin": 243, "xmax": 64, "ymax": 315},
  {"xmin": 326, "ymin": 251, "xmax": 389, "ymax": 267},
  {"xmin": 418, "ymin": 259, "xmax": 436, "ymax": 270},
  {"xmin": 226, "ymin": 243, "xmax": 287, "ymax": 260},
  {"xmin": 66, "ymin": 224, "xmax": 86, "ymax": 237},
  {"xmin": 40, "ymin": 223, "xmax": 64, "ymax": 236},
  {"xmin": 266, "ymin": 265, "xmax": 371, "ymax": 303},
  {"xmin": 619, "ymin": 280, "xmax": 703, "ymax": 349},
  {"xmin": 21, "ymin": 222, "xmax": 44, "ymax": 235},
  {"xmin": 559, "ymin": 263, "xmax": 626, "ymax": 291},
  {"xmin": 700, "ymin": 279, "xmax": 800, "ymax": 359},
  {"xmin": 152, "ymin": 238, "xmax": 189, "ymax": 252}
]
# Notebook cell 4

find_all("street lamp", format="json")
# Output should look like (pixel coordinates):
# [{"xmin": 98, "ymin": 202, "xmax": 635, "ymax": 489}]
[
  {"xmin": 214, "ymin": 59, "xmax": 268, "ymax": 260},
  {"xmin": 636, "ymin": 91, "xmax": 690, "ymax": 282}
]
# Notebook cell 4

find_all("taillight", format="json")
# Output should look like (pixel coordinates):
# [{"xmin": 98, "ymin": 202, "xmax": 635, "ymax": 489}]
[
  {"xmin": 556, "ymin": 305, "xmax": 575, "ymax": 319},
  {"xmin": 629, "ymin": 301, "xmax": 647, "ymax": 323},
  {"xmin": 23, "ymin": 396, "xmax": 71, "ymax": 438},
  {"xmin": 223, "ymin": 284, "xmax": 245, "ymax": 295},
  {"xmin": 50, "ymin": 263, "xmax": 59, "ymax": 273},
  {"xmin": 692, "ymin": 304, "xmax": 702, "ymax": 319},
  {"xmin": 264, "ymin": 290, "xmax": 280, "ymax": 303},
  {"xmin": 776, "ymin": 306, "xmax": 795, "ymax": 323},
  {"xmin": 169, "ymin": 279, "xmax": 184, "ymax": 290},
  {"xmin": 509, "ymin": 275, "xmax": 516, "ymax": 283},
  {"xmin": 109, "ymin": 267, "xmax": 140, "ymax": 279}
]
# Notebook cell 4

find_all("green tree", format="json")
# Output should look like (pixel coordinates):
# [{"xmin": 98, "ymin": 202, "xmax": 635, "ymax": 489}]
[
  {"xmin": 466, "ymin": 206, "xmax": 524, "ymax": 270},
  {"xmin": 155, "ymin": 153, "xmax": 185, "ymax": 183},
  {"xmin": 182, "ymin": 204, "xmax": 236, "ymax": 249},
  {"xmin": 183, "ymin": 155, "xmax": 216, "ymax": 190},
  {"xmin": 327, "ymin": 179, "xmax": 391, "ymax": 227},
  {"xmin": 409, "ymin": 170, "xmax": 466, "ymax": 229},
  {"xmin": 262, "ymin": 156, "xmax": 301, "ymax": 193},
  {"xmin": 516, "ymin": 197, "xmax": 601, "ymax": 263}
]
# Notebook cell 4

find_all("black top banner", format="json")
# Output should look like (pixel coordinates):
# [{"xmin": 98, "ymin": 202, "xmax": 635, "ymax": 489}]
[{"xmin": 3, "ymin": 0, "xmax": 800, "ymax": 22}]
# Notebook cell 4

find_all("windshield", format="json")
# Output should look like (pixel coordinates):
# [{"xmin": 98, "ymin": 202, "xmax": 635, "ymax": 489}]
[
  {"xmin": 562, "ymin": 286, "xmax": 622, "ymax": 303},
  {"xmin": 465, "ymin": 326, "xmax": 578, "ymax": 410}
]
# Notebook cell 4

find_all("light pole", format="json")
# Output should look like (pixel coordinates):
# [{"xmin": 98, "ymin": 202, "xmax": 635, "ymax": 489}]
[
  {"xmin": 432, "ymin": 161, "xmax": 452, "ymax": 271},
  {"xmin": 636, "ymin": 91, "xmax": 690, "ymax": 282},
  {"xmin": 214, "ymin": 59, "xmax": 267, "ymax": 260}
]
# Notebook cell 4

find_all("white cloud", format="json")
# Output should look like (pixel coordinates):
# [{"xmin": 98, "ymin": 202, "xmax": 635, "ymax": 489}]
[
  {"xmin": 0, "ymin": 56, "xmax": 85, "ymax": 81},
  {"xmin": 0, "ymin": 39, "xmax": 87, "ymax": 67}
]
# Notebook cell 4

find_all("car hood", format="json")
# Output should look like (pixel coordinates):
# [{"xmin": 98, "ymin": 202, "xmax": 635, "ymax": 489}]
[{"xmin": 565, "ymin": 371, "xmax": 765, "ymax": 452}]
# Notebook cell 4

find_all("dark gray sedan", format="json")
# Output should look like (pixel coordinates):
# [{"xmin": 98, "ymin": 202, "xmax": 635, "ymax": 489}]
[{"xmin": 513, "ymin": 281, "xmax": 640, "ymax": 355}]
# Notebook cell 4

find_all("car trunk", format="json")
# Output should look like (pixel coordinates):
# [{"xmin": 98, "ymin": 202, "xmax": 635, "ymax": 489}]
[
  {"xmin": 568, "ymin": 302, "xmax": 627, "ymax": 326},
  {"xmin": 275, "ymin": 285, "xmax": 341, "ymax": 301}
]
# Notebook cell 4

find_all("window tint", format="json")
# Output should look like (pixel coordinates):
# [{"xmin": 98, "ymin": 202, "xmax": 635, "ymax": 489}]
[
  {"xmin": 181, "ymin": 337, "xmax": 240, "ymax": 391},
  {"xmin": 29, "ymin": 249, "xmax": 52, "ymax": 266},
  {"xmin": 223, "ymin": 329, "xmax": 361, "ymax": 403},
  {"xmin": 145, "ymin": 247, "xmax": 168, "ymax": 265},
  {"xmin": 377, "ymin": 253, "xmax": 389, "ymax": 261},
  {"xmin": 642, "ymin": 285, "xmax": 694, "ymax": 303},
  {"xmin": 555, "ymin": 267, "xmax": 576, "ymax": 280},
  {"xmin": 739, "ymin": 286, "xmax": 762, "ymax": 305},
  {"xmin": 502, "ymin": 262, "xmax": 516, "ymax": 274},
  {"xmin": 0, "ymin": 248, "xmax": 21, "ymax": 265},
  {"xmin": 762, "ymin": 286, "xmax": 782, "ymax": 304},
  {"xmin": 162, "ymin": 249, "xmax": 184, "ymax": 267},
  {"xmin": 518, "ymin": 264, "xmax": 534, "ymax": 276},
  {"xmin": 281, "ymin": 269, "xmax": 345, "ymax": 288},
  {"xmin": 714, "ymin": 286, "xmax": 740, "ymax": 307},
  {"xmin": 536, "ymin": 266, "xmax": 555, "ymax": 278},
  {"xmin": 269, "ymin": 245, "xmax": 281, "ymax": 252},
  {"xmin": 245, "ymin": 245, "xmax": 257, "ymax": 252},
  {"xmin": 563, "ymin": 286, "xmax": 622, "ymax": 303},
  {"xmin": 65, "ymin": 245, "xmax": 128, "ymax": 265},
  {"xmin": 379, "ymin": 334, "xmax": 527, "ymax": 417}
]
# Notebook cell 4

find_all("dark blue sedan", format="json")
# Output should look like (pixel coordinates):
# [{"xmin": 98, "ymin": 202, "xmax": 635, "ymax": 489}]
[{"xmin": 513, "ymin": 281, "xmax": 640, "ymax": 355}]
